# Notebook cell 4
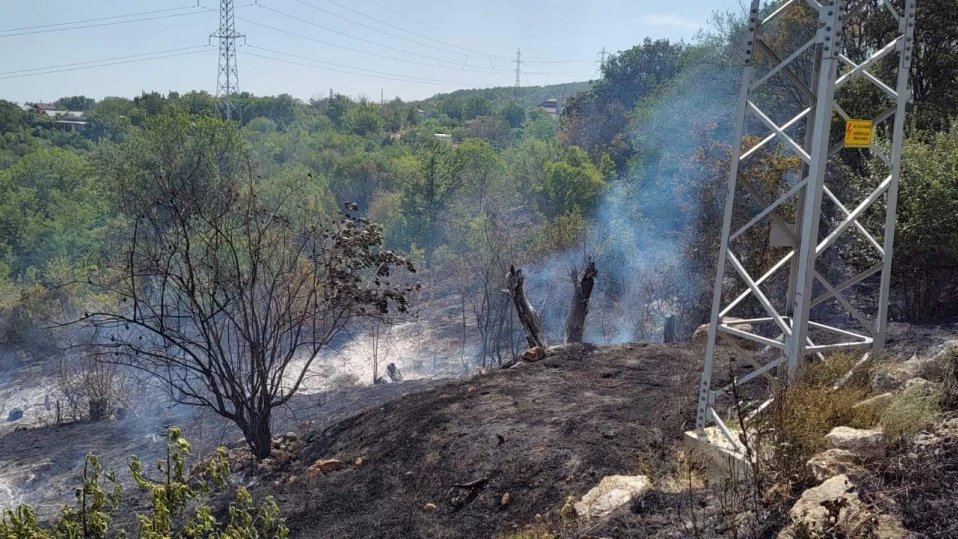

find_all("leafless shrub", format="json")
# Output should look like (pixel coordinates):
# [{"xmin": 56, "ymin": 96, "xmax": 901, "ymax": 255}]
[{"xmin": 54, "ymin": 351, "xmax": 131, "ymax": 422}]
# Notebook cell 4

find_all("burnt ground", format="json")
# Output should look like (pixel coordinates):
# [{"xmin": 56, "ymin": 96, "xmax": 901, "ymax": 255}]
[
  {"xmin": 254, "ymin": 343, "xmax": 743, "ymax": 539},
  {"xmin": 0, "ymin": 378, "xmax": 443, "ymax": 518}
]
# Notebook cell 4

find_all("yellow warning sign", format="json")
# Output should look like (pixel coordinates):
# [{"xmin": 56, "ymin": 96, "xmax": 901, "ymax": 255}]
[{"xmin": 845, "ymin": 119, "xmax": 873, "ymax": 148}]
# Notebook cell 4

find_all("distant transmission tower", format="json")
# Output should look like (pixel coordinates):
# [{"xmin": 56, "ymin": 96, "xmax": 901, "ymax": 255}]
[
  {"xmin": 514, "ymin": 48, "xmax": 522, "ymax": 92},
  {"xmin": 211, "ymin": 0, "xmax": 244, "ymax": 121},
  {"xmin": 596, "ymin": 46, "xmax": 607, "ymax": 74},
  {"xmin": 692, "ymin": 0, "xmax": 917, "ymax": 455}
]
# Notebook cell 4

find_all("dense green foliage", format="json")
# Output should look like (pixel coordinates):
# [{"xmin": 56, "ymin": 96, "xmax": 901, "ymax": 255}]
[{"xmin": 2, "ymin": 0, "xmax": 958, "ymax": 377}]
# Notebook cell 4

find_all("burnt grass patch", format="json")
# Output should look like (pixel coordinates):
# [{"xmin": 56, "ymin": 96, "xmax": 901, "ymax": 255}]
[{"xmin": 254, "ymin": 343, "xmax": 742, "ymax": 538}]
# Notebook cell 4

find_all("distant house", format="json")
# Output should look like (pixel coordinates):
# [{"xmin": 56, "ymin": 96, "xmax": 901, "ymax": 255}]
[
  {"xmin": 433, "ymin": 133, "xmax": 453, "ymax": 142},
  {"xmin": 537, "ymin": 99, "xmax": 559, "ymax": 118},
  {"xmin": 30, "ymin": 103, "xmax": 59, "ymax": 116}
]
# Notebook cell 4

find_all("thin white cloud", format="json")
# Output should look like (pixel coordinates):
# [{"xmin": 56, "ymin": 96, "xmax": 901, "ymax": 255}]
[
  {"xmin": 644, "ymin": 13, "xmax": 702, "ymax": 30},
  {"xmin": 548, "ymin": 0, "xmax": 563, "ymax": 4}
]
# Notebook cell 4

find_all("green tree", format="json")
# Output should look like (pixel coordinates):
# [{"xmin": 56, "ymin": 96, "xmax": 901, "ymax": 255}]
[
  {"xmin": 400, "ymin": 141, "xmax": 462, "ymax": 267},
  {"xmin": 535, "ymin": 146, "xmax": 606, "ymax": 218},
  {"xmin": 344, "ymin": 102, "xmax": 385, "ymax": 136},
  {"xmin": 55, "ymin": 95, "xmax": 96, "ymax": 111},
  {"xmin": 500, "ymin": 100, "xmax": 525, "ymax": 128},
  {"xmin": 0, "ymin": 148, "xmax": 102, "ymax": 276},
  {"xmin": 457, "ymin": 139, "xmax": 504, "ymax": 210},
  {"xmin": 464, "ymin": 95, "xmax": 493, "ymax": 120}
]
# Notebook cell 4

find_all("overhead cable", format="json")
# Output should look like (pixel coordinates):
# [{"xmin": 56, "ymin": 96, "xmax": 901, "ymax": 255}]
[{"xmin": 0, "ymin": 48, "xmax": 214, "ymax": 80}]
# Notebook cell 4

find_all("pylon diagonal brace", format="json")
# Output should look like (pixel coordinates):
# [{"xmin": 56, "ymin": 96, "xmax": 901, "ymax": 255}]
[
  {"xmin": 747, "ymin": 101, "xmax": 813, "ymax": 163},
  {"xmin": 741, "ymin": 107, "xmax": 812, "ymax": 160},
  {"xmin": 838, "ymin": 55, "xmax": 898, "ymax": 99},
  {"xmin": 835, "ymin": 38, "xmax": 901, "ymax": 89},
  {"xmin": 822, "ymin": 185, "xmax": 884, "ymax": 254}
]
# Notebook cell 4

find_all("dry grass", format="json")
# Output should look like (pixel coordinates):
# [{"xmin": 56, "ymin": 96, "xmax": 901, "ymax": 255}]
[
  {"xmin": 881, "ymin": 383, "xmax": 941, "ymax": 442},
  {"xmin": 750, "ymin": 353, "xmax": 880, "ymax": 499}
]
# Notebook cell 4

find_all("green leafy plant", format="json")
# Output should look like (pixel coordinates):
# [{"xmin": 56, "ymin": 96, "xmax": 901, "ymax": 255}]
[{"xmin": 0, "ymin": 427, "xmax": 287, "ymax": 539}]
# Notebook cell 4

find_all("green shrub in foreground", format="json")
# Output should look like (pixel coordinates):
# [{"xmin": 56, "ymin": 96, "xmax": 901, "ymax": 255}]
[{"xmin": 0, "ymin": 426, "xmax": 287, "ymax": 539}]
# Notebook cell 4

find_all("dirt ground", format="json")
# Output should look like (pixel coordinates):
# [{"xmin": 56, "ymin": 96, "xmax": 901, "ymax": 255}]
[{"xmin": 254, "ymin": 343, "xmax": 742, "ymax": 539}]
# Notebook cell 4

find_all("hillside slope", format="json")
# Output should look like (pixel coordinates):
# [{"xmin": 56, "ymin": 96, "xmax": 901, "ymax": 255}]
[
  {"xmin": 415, "ymin": 81, "xmax": 593, "ymax": 111},
  {"xmin": 253, "ymin": 343, "xmax": 738, "ymax": 538}
]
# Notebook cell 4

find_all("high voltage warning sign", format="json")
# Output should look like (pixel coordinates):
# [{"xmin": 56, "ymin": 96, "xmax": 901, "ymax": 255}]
[{"xmin": 845, "ymin": 119, "xmax": 873, "ymax": 148}]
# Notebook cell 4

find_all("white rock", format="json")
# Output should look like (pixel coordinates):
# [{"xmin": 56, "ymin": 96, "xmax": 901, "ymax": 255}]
[
  {"xmin": 852, "ymin": 392, "xmax": 894, "ymax": 413},
  {"xmin": 788, "ymin": 474, "xmax": 869, "ymax": 535},
  {"xmin": 806, "ymin": 449, "xmax": 858, "ymax": 482},
  {"xmin": 825, "ymin": 426, "xmax": 886, "ymax": 457},
  {"xmin": 573, "ymin": 475, "xmax": 651, "ymax": 520},
  {"xmin": 692, "ymin": 317, "xmax": 760, "ymax": 351},
  {"xmin": 871, "ymin": 356, "xmax": 926, "ymax": 393},
  {"xmin": 873, "ymin": 514, "xmax": 911, "ymax": 538},
  {"xmin": 902, "ymin": 377, "xmax": 940, "ymax": 394}
]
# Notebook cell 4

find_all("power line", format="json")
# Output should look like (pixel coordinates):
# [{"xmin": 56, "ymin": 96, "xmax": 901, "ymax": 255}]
[
  {"xmin": 245, "ymin": 47, "xmax": 470, "ymax": 86},
  {"xmin": 255, "ymin": 5, "xmax": 465, "ymax": 66},
  {"xmin": 239, "ymin": 13, "xmax": 586, "ymax": 78},
  {"xmin": 0, "ymin": 8, "xmax": 214, "ymax": 38},
  {"xmin": 0, "ymin": 49, "xmax": 215, "ymax": 80},
  {"xmin": 0, "ymin": 46, "xmax": 211, "ymax": 76},
  {"xmin": 288, "ymin": 0, "xmax": 480, "ymax": 62},
  {"xmin": 306, "ymin": 0, "xmax": 593, "ymax": 64},
  {"xmin": 0, "ymin": 5, "xmax": 197, "ymax": 34}
]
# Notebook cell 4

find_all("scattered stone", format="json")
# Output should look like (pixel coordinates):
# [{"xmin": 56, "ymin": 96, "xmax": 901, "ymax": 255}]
[
  {"xmin": 354, "ymin": 457, "xmax": 364, "ymax": 467},
  {"xmin": 785, "ymin": 474, "xmax": 869, "ymax": 536},
  {"xmin": 423, "ymin": 503, "xmax": 437, "ymax": 512},
  {"xmin": 466, "ymin": 386, "xmax": 477, "ymax": 393},
  {"xmin": 872, "ymin": 356, "xmax": 931, "ymax": 393},
  {"xmin": 692, "ymin": 317, "xmax": 760, "ymax": 350},
  {"xmin": 386, "ymin": 363, "xmax": 403, "ymax": 383},
  {"xmin": 6, "ymin": 408, "xmax": 23, "ymax": 422},
  {"xmin": 559, "ymin": 496, "xmax": 576, "ymax": 520},
  {"xmin": 825, "ymin": 426, "xmax": 886, "ymax": 457},
  {"xmin": 806, "ymin": 449, "xmax": 858, "ymax": 482},
  {"xmin": 520, "ymin": 346, "xmax": 547, "ymax": 362},
  {"xmin": 873, "ymin": 514, "xmax": 910, "ymax": 539},
  {"xmin": 573, "ymin": 475, "xmax": 651, "ymax": 521},
  {"xmin": 311, "ymin": 458, "xmax": 342, "ymax": 473},
  {"xmin": 902, "ymin": 377, "xmax": 940, "ymax": 394},
  {"xmin": 852, "ymin": 392, "xmax": 894, "ymax": 414},
  {"xmin": 280, "ymin": 431, "xmax": 299, "ymax": 442},
  {"xmin": 500, "ymin": 493, "xmax": 510, "ymax": 506}
]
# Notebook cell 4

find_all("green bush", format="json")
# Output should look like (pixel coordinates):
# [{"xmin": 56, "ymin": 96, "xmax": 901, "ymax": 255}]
[{"xmin": 0, "ymin": 427, "xmax": 287, "ymax": 539}]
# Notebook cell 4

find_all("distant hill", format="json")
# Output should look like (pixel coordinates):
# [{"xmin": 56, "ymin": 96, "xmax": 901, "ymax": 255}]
[{"xmin": 414, "ymin": 80, "xmax": 593, "ymax": 111}]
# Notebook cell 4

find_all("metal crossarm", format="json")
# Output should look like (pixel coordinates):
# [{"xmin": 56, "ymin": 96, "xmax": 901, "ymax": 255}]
[{"xmin": 695, "ymin": 0, "xmax": 917, "ymax": 439}]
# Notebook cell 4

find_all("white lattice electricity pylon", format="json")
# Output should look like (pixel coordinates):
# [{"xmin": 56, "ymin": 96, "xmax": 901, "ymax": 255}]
[
  {"xmin": 695, "ymin": 0, "xmax": 917, "ymax": 450},
  {"xmin": 211, "ymin": 0, "xmax": 245, "ymax": 121}
]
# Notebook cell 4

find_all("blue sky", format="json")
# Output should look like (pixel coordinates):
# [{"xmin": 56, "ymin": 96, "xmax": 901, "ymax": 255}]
[{"xmin": 0, "ymin": 0, "xmax": 741, "ymax": 104}]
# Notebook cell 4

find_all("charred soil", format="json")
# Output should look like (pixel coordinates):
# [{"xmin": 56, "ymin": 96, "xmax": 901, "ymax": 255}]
[{"xmin": 256, "ymin": 343, "xmax": 739, "ymax": 539}]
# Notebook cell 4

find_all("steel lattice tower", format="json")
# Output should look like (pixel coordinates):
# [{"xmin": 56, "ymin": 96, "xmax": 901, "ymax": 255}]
[
  {"xmin": 211, "ymin": 0, "xmax": 244, "ymax": 121},
  {"xmin": 694, "ymin": 0, "xmax": 917, "ymax": 453}
]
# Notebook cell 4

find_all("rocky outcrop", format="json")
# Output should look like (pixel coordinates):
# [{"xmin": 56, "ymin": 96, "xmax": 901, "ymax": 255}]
[
  {"xmin": 806, "ymin": 449, "xmax": 858, "ymax": 482},
  {"xmin": 780, "ymin": 475, "xmax": 870, "ymax": 537},
  {"xmin": 824, "ymin": 426, "xmax": 886, "ymax": 457},
  {"xmin": 574, "ymin": 475, "xmax": 651, "ymax": 520},
  {"xmin": 852, "ymin": 392, "xmax": 894, "ymax": 414},
  {"xmin": 692, "ymin": 317, "xmax": 760, "ymax": 351}
]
